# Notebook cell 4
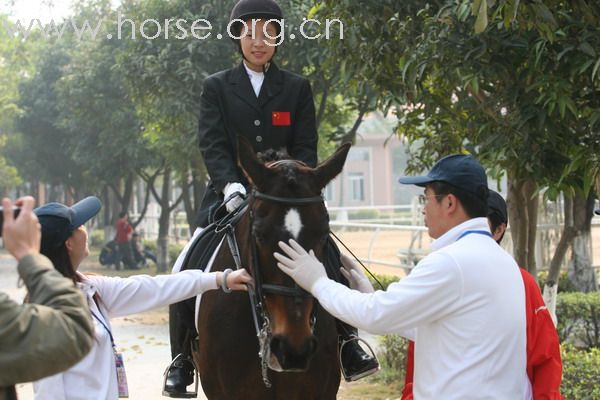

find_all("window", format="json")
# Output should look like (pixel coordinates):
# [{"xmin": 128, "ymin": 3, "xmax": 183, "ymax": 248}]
[
  {"xmin": 347, "ymin": 147, "xmax": 370, "ymax": 162},
  {"xmin": 324, "ymin": 182, "xmax": 335, "ymax": 202},
  {"xmin": 349, "ymin": 173, "xmax": 365, "ymax": 201}
]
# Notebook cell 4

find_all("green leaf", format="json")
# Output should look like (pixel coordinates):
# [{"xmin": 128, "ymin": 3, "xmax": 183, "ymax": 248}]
[
  {"xmin": 592, "ymin": 57, "xmax": 600, "ymax": 82},
  {"xmin": 509, "ymin": 0, "xmax": 520, "ymax": 22},
  {"xmin": 578, "ymin": 42, "xmax": 596, "ymax": 58},
  {"xmin": 471, "ymin": 0, "xmax": 483, "ymax": 15},
  {"xmin": 474, "ymin": 0, "xmax": 488, "ymax": 34}
]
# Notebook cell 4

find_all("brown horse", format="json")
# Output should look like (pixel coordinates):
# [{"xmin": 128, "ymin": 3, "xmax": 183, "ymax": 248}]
[{"xmin": 192, "ymin": 139, "xmax": 350, "ymax": 399}]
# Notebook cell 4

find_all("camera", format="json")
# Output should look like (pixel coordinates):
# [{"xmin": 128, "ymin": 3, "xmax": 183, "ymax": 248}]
[{"xmin": 0, "ymin": 207, "xmax": 22, "ymax": 237}]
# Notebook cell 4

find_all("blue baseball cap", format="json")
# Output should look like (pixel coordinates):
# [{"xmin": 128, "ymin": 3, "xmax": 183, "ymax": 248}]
[
  {"xmin": 398, "ymin": 154, "xmax": 488, "ymax": 199},
  {"xmin": 595, "ymin": 209, "xmax": 600, "ymax": 216},
  {"xmin": 488, "ymin": 190, "xmax": 508, "ymax": 224},
  {"xmin": 34, "ymin": 196, "xmax": 102, "ymax": 253}
]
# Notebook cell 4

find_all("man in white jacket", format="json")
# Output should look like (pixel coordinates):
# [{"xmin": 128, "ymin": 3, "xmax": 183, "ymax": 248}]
[{"xmin": 275, "ymin": 154, "xmax": 529, "ymax": 399}]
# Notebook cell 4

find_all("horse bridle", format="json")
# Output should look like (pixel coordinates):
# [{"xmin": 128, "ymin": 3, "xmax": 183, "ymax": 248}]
[
  {"xmin": 222, "ymin": 185, "xmax": 325, "ymax": 387},
  {"xmin": 251, "ymin": 190, "xmax": 323, "ymax": 298}
]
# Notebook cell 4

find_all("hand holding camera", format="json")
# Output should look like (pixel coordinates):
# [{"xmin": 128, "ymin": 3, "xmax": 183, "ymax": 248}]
[{"xmin": 2, "ymin": 196, "xmax": 40, "ymax": 261}]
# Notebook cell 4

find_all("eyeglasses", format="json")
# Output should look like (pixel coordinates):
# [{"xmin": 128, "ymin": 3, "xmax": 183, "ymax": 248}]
[{"xmin": 418, "ymin": 194, "xmax": 446, "ymax": 206}]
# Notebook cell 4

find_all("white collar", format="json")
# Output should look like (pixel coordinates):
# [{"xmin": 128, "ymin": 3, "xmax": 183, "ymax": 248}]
[
  {"xmin": 243, "ymin": 61, "xmax": 265, "ymax": 78},
  {"xmin": 430, "ymin": 217, "xmax": 491, "ymax": 251},
  {"xmin": 75, "ymin": 272, "xmax": 97, "ymax": 298}
]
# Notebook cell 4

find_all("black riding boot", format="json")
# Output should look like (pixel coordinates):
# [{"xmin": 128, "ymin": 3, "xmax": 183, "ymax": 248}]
[
  {"xmin": 163, "ymin": 304, "xmax": 197, "ymax": 398},
  {"xmin": 324, "ymin": 237, "xmax": 379, "ymax": 381},
  {"xmin": 163, "ymin": 355, "xmax": 195, "ymax": 397},
  {"xmin": 338, "ymin": 322, "xmax": 380, "ymax": 381}
]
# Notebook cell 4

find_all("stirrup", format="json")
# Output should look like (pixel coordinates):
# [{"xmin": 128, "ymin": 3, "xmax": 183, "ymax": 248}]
[
  {"xmin": 339, "ymin": 336, "xmax": 380, "ymax": 382},
  {"xmin": 162, "ymin": 354, "xmax": 199, "ymax": 398}
]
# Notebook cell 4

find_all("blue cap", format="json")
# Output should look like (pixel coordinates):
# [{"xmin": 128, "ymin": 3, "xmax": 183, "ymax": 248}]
[
  {"xmin": 488, "ymin": 190, "xmax": 507, "ymax": 223},
  {"xmin": 595, "ymin": 209, "xmax": 600, "ymax": 216},
  {"xmin": 398, "ymin": 154, "xmax": 488, "ymax": 199},
  {"xmin": 34, "ymin": 196, "xmax": 102, "ymax": 253}
]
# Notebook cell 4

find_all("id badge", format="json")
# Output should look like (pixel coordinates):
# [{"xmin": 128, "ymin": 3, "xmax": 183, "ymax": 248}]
[{"xmin": 114, "ymin": 351, "xmax": 129, "ymax": 398}]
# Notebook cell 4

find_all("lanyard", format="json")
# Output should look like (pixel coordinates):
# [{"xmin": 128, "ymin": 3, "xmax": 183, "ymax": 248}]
[
  {"xmin": 456, "ymin": 229, "xmax": 493, "ymax": 241},
  {"xmin": 91, "ymin": 309, "xmax": 130, "ymax": 398},
  {"xmin": 90, "ymin": 310, "xmax": 115, "ymax": 347}
]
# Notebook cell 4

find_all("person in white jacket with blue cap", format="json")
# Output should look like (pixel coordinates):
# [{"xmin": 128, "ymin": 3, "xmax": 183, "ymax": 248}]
[
  {"xmin": 31, "ymin": 196, "xmax": 252, "ymax": 400},
  {"xmin": 274, "ymin": 154, "xmax": 530, "ymax": 399}
]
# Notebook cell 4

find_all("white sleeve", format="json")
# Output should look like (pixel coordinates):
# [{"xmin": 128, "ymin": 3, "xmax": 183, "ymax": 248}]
[
  {"xmin": 311, "ymin": 251, "xmax": 463, "ymax": 335},
  {"xmin": 87, "ymin": 270, "xmax": 219, "ymax": 318},
  {"xmin": 33, "ymin": 373, "xmax": 66, "ymax": 400}
]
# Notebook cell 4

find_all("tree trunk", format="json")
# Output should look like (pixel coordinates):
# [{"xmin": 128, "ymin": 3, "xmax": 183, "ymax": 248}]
[
  {"xmin": 121, "ymin": 173, "xmax": 134, "ymax": 213},
  {"xmin": 30, "ymin": 179, "xmax": 39, "ymax": 204},
  {"xmin": 130, "ymin": 176, "xmax": 152, "ymax": 229},
  {"xmin": 47, "ymin": 184, "xmax": 59, "ymax": 203},
  {"xmin": 181, "ymin": 175, "xmax": 195, "ymax": 235},
  {"xmin": 179, "ymin": 157, "xmax": 208, "ymax": 235},
  {"xmin": 507, "ymin": 174, "xmax": 538, "ymax": 273},
  {"xmin": 567, "ymin": 191, "xmax": 598, "ymax": 292},
  {"xmin": 102, "ymin": 185, "xmax": 111, "ymax": 243},
  {"xmin": 155, "ymin": 166, "xmax": 172, "ymax": 273},
  {"xmin": 108, "ymin": 173, "xmax": 134, "ymax": 216},
  {"xmin": 524, "ymin": 181, "xmax": 539, "ymax": 275},
  {"xmin": 544, "ymin": 194, "xmax": 577, "ymax": 324}
]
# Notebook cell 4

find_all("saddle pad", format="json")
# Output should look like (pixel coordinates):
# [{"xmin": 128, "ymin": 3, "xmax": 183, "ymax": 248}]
[{"xmin": 194, "ymin": 236, "xmax": 225, "ymax": 333}]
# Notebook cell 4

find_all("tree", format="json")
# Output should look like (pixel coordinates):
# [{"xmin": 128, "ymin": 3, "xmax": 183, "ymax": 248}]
[
  {"xmin": 55, "ymin": 1, "xmax": 155, "ymax": 217},
  {"xmin": 10, "ymin": 39, "xmax": 92, "ymax": 197},
  {"xmin": 317, "ymin": 0, "xmax": 600, "ymax": 311},
  {"xmin": 0, "ymin": 16, "xmax": 42, "ymax": 195}
]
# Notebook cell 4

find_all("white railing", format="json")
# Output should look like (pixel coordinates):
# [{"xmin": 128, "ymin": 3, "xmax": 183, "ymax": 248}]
[{"xmin": 125, "ymin": 201, "xmax": 600, "ymax": 274}]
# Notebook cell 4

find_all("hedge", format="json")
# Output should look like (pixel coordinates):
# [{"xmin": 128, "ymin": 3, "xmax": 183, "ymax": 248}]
[
  {"xmin": 537, "ymin": 271, "xmax": 578, "ymax": 293},
  {"xmin": 561, "ymin": 344, "xmax": 600, "ymax": 398},
  {"xmin": 556, "ymin": 292, "xmax": 600, "ymax": 349},
  {"xmin": 371, "ymin": 334, "xmax": 409, "ymax": 385},
  {"xmin": 370, "ymin": 273, "xmax": 600, "ymax": 397},
  {"xmin": 373, "ymin": 338, "xmax": 600, "ymax": 397}
]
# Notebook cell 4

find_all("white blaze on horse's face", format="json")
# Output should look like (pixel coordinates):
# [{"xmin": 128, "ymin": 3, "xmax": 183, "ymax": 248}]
[{"xmin": 284, "ymin": 208, "xmax": 302, "ymax": 240}]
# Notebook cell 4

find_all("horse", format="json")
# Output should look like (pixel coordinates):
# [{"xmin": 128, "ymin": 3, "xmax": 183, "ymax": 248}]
[{"xmin": 188, "ymin": 138, "xmax": 350, "ymax": 399}]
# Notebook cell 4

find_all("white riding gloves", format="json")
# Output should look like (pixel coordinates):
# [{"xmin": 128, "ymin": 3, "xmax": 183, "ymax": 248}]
[
  {"xmin": 274, "ymin": 239, "xmax": 328, "ymax": 293},
  {"xmin": 223, "ymin": 182, "xmax": 247, "ymax": 213},
  {"xmin": 339, "ymin": 253, "xmax": 374, "ymax": 293}
]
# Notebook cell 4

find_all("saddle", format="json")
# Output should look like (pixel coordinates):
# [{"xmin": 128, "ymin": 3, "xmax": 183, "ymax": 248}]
[{"xmin": 175, "ymin": 202, "xmax": 248, "ymax": 331}]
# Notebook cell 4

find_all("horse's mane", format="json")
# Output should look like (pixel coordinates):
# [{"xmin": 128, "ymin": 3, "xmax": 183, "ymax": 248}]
[
  {"xmin": 256, "ymin": 149, "xmax": 299, "ymax": 186},
  {"xmin": 257, "ymin": 149, "xmax": 290, "ymax": 163}
]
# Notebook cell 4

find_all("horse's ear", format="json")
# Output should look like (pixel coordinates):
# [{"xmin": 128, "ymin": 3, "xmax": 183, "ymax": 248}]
[
  {"xmin": 313, "ymin": 143, "xmax": 351, "ymax": 189},
  {"xmin": 237, "ymin": 136, "xmax": 272, "ymax": 190}
]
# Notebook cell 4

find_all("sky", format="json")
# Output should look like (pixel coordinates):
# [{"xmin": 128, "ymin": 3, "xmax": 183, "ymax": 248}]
[{"xmin": 1, "ymin": 0, "xmax": 119, "ymax": 24}]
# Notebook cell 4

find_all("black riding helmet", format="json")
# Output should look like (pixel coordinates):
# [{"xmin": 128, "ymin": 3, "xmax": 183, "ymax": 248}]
[{"xmin": 229, "ymin": 0, "xmax": 283, "ymax": 62}]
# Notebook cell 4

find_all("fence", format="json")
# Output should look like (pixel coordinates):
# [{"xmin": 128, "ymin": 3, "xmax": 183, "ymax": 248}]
[{"xmin": 122, "ymin": 198, "xmax": 600, "ymax": 275}]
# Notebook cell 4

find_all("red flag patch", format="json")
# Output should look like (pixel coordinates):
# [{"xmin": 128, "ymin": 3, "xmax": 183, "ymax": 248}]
[{"xmin": 272, "ymin": 111, "xmax": 291, "ymax": 126}]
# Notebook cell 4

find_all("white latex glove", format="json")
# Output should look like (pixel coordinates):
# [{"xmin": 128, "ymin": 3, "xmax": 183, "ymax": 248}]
[
  {"xmin": 215, "ymin": 268, "xmax": 254, "ymax": 291},
  {"xmin": 339, "ymin": 253, "xmax": 374, "ymax": 293},
  {"xmin": 223, "ymin": 182, "xmax": 246, "ymax": 213},
  {"xmin": 274, "ymin": 239, "xmax": 328, "ymax": 292}
]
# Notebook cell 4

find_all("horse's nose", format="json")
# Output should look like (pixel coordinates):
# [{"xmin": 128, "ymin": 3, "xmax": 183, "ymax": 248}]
[{"xmin": 270, "ymin": 335, "xmax": 319, "ymax": 371}]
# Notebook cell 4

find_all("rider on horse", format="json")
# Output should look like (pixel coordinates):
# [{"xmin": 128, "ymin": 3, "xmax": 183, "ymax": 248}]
[{"xmin": 163, "ymin": 0, "xmax": 379, "ymax": 397}]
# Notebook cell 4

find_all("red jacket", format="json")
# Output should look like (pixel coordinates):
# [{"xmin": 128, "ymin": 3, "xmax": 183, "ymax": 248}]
[
  {"xmin": 115, "ymin": 218, "xmax": 133, "ymax": 244},
  {"xmin": 401, "ymin": 268, "xmax": 563, "ymax": 400}
]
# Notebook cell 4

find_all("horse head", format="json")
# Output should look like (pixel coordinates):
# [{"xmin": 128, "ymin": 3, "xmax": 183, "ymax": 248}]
[{"xmin": 238, "ymin": 137, "xmax": 350, "ymax": 372}]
